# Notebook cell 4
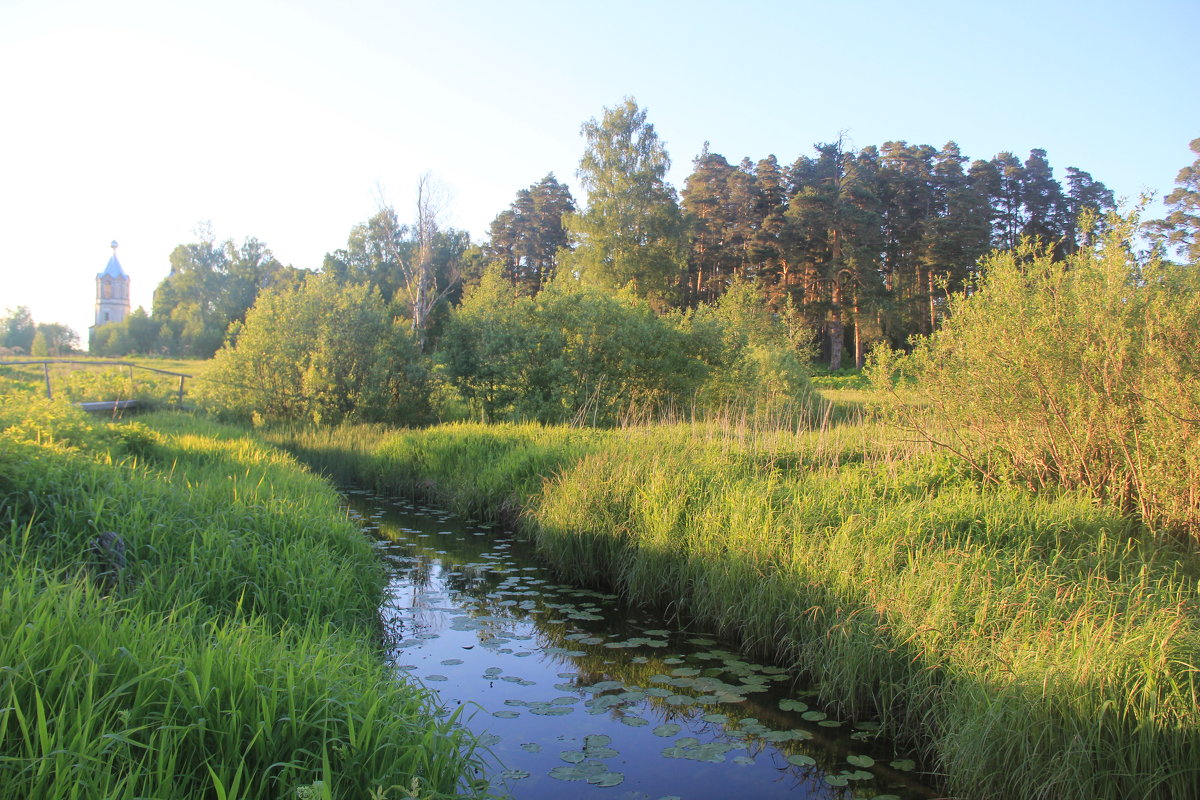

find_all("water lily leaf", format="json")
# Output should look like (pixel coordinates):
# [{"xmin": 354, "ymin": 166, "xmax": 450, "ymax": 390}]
[
  {"xmin": 801, "ymin": 710, "xmax": 826, "ymax": 722},
  {"xmin": 440, "ymin": 658, "xmax": 464, "ymax": 666},
  {"xmin": 733, "ymin": 756, "xmax": 755, "ymax": 765},
  {"xmin": 818, "ymin": 720, "xmax": 842, "ymax": 728},
  {"xmin": 587, "ymin": 771, "xmax": 624, "ymax": 787},
  {"xmin": 559, "ymin": 750, "xmax": 586, "ymax": 764},
  {"xmin": 889, "ymin": 759, "xmax": 916, "ymax": 771},
  {"xmin": 477, "ymin": 733, "xmax": 502, "ymax": 747},
  {"xmin": 787, "ymin": 753, "xmax": 816, "ymax": 767},
  {"xmin": 620, "ymin": 715, "xmax": 649, "ymax": 727},
  {"xmin": 584, "ymin": 734, "xmax": 613, "ymax": 748},
  {"xmin": 779, "ymin": 698, "xmax": 808, "ymax": 712},
  {"xmin": 548, "ymin": 765, "xmax": 585, "ymax": 781},
  {"xmin": 425, "ymin": 674, "xmax": 448, "ymax": 682},
  {"xmin": 652, "ymin": 723, "xmax": 682, "ymax": 737},
  {"xmin": 847, "ymin": 754, "xmax": 875, "ymax": 768},
  {"xmin": 492, "ymin": 710, "xmax": 519, "ymax": 718},
  {"xmin": 519, "ymin": 742, "xmax": 541, "ymax": 753},
  {"xmin": 846, "ymin": 769, "xmax": 874, "ymax": 780},
  {"xmin": 824, "ymin": 774, "xmax": 849, "ymax": 786},
  {"xmin": 501, "ymin": 769, "xmax": 529, "ymax": 780}
]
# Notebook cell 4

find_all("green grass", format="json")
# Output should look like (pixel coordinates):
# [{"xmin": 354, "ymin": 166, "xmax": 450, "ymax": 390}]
[
  {"xmin": 269, "ymin": 418, "xmax": 1200, "ymax": 800},
  {"xmin": 0, "ymin": 392, "xmax": 487, "ymax": 799},
  {"xmin": 0, "ymin": 356, "xmax": 211, "ymax": 407}
]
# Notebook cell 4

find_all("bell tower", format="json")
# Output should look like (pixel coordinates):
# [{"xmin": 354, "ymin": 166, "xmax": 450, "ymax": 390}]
[{"xmin": 95, "ymin": 240, "xmax": 130, "ymax": 327}]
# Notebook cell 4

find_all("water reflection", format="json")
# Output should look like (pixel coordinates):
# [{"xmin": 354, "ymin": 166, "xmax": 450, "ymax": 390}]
[{"xmin": 344, "ymin": 491, "xmax": 939, "ymax": 800}]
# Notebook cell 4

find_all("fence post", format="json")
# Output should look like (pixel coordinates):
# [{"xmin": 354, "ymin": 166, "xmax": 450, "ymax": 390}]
[
  {"xmin": 43, "ymin": 363, "xmax": 52, "ymax": 399},
  {"xmin": 178, "ymin": 375, "xmax": 185, "ymax": 405}
]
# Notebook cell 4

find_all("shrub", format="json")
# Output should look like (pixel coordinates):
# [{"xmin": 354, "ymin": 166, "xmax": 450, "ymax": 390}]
[{"xmin": 878, "ymin": 212, "xmax": 1200, "ymax": 536}]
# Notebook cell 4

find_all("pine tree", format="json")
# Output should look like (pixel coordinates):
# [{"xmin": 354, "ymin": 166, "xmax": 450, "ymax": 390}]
[
  {"xmin": 1148, "ymin": 137, "xmax": 1200, "ymax": 264},
  {"xmin": 486, "ymin": 174, "xmax": 575, "ymax": 294}
]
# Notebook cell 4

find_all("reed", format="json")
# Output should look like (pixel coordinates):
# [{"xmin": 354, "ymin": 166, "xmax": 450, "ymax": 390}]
[{"xmin": 272, "ymin": 417, "xmax": 1200, "ymax": 800}]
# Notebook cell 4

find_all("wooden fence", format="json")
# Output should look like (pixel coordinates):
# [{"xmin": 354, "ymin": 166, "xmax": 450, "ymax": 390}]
[{"xmin": 0, "ymin": 359, "xmax": 193, "ymax": 407}]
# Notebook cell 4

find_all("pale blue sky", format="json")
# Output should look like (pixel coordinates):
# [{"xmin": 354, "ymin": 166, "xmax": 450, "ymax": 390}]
[{"xmin": 2, "ymin": 0, "xmax": 1197, "ymax": 339}]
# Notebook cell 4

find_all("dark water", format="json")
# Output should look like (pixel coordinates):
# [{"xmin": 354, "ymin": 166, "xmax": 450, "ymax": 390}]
[{"xmin": 344, "ymin": 490, "xmax": 940, "ymax": 800}]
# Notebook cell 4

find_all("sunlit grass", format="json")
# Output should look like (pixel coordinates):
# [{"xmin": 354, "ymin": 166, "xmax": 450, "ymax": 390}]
[
  {"xmin": 270, "ymin": 414, "xmax": 1200, "ymax": 800},
  {"xmin": 0, "ymin": 392, "xmax": 487, "ymax": 800}
]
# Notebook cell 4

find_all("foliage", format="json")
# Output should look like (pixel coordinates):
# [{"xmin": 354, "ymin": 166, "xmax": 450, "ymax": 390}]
[
  {"xmin": 323, "ymin": 178, "xmax": 469, "ymax": 352},
  {"xmin": 0, "ymin": 394, "xmax": 486, "ymax": 799},
  {"xmin": 685, "ymin": 279, "xmax": 812, "ymax": 418},
  {"xmin": 199, "ymin": 273, "xmax": 430, "ymax": 425},
  {"xmin": 0, "ymin": 306, "xmax": 35, "ymax": 354},
  {"xmin": 1147, "ymin": 137, "xmax": 1200, "ymax": 264},
  {"xmin": 89, "ymin": 307, "xmax": 162, "ymax": 356},
  {"xmin": 271, "ymin": 419, "xmax": 1200, "ymax": 800},
  {"xmin": 562, "ymin": 98, "xmax": 687, "ymax": 307},
  {"xmin": 485, "ymin": 173, "xmax": 575, "ymax": 294},
  {"xmin": 875, "ymin": 211, "xmax": 1200, "ymax": 537},
  {"xmin": 29, "ymin": 323, "xmax": 79, "ymax": 356},
  {"xmin": 152, "ymin": 231, "xmax": 304, "ymax": 358},
  {"xmin": 441, "ymin": 267, "xmax": 709, "ymax": 425}
]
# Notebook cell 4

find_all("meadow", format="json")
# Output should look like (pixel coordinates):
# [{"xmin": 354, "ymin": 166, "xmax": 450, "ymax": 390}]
[
  {"xmin": 269, "ymin": 412, "xmax": 1200, "ymax": 800},
  {"xmin": 0, "ymin": 392, "xmax": 488, "ymax": 800}
]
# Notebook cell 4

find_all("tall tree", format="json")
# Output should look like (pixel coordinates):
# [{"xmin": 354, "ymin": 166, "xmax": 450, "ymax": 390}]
[
  {"xmin": 1, "ymin": 306, "xmax": 36, "ymax": 353},
  {"xmin": 990, "ymin": 151, "xmax": 1025, "ymax": 250},
  {"xmin": 784, "ymin": 139, "xmax": 883, "ymax": 368},
  {"xmin": 1020, "ymin": 148, "xmax": 1068, "ymax": 251},
  {"xmin": 681, "ymin": 145, "xmax": 739, "ymax": 305},
  {"xmin": 153, "ymin": 229, "xmax": 293, "ymax": 358},
  {"xmin": 562, "ymin": 98, "xmax": 687, "ymax": 306},
  {"xmin": 485, "ymin": 173, "xmax": 575, "ymax": 294},
  {"xmin": 326, "ymin": 176, "xmax": 465, "ymax": 351},
  {"xmin": 1148, "ymin": 137, "xmax": 1200, "ymax": 264},
  {"xmin": 1061, "ymin": 167, "xmax": 1115, "ymax": 251}
]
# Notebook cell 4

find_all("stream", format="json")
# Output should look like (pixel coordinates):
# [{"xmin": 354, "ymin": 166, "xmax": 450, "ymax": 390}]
[{"xmin": 343, "ymin": 489, "xmax": 942, "ymax": 800}]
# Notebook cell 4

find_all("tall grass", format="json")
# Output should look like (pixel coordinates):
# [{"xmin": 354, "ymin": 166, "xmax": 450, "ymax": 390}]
[
  {"xmin": 0, "ymin": 393, "xmax": 487, "ymax": 799},
  {"xmin": 272, "ymin": 418, "xmax": 1200, "ymax": 800}
]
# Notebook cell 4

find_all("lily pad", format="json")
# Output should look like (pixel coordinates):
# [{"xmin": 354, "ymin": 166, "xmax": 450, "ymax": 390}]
[
  {"xmin": 652, "ymin": 723, "xmax": 682, "ymax": 737},
  {"xmin": 620, "ymin": 715, "xmax": 650, "ymax": 727},
  {"xmin": 492, "ymin": 710, "xmax": 520, "ymax": 719},
  {"xmin": 847, "ymin": 754, "xmax": 875, "ymax": 768},
  {"xmin": 501, "ymin": 769, "xmax": 530, "ymax": 780},
  {"xmin": 890, "ymin": 759, "xmax": 916, "ymax": 771},
  {"xmin": 519, "ymin": 742, "xmax": 541, "ymax": 753},
  {"xmin": 779, "ymin": 698, "xmax": 808, "ymax": 712},
  {"xmin": 787, "ymin": 753, "xmax": 816, "ymax": 767},
  {"xmin": 587, "ymin": 771, "xmax": 624, "ymax": 787}
]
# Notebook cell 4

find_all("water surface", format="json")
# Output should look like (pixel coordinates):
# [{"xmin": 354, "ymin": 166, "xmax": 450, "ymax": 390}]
[{"xmin": 344, "ymin": 490, "xmax": 939, "ymax": 800}]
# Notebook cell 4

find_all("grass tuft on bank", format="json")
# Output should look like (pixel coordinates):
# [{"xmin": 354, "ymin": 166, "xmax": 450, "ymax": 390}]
[{"xmin": 0, "ymin": 393, "xmax": 486, "ymax": 800}]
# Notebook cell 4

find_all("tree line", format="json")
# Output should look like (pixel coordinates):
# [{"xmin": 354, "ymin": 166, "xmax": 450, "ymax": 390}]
[{"xmin": 72, "ymin": 102, "xmax": 1197, "ymax": 420}]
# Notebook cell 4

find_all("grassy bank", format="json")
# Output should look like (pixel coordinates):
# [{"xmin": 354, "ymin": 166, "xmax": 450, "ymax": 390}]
[
  {"xmin": 270, "ymin": 420, "xmax": 1200, "ymax": 800},
  {"xmin": 0, "ymin": 395, "xmax": 486, "ymax": 800}
]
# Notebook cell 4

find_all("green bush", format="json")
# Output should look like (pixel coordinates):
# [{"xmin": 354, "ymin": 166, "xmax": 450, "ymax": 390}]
[
  {"xmin": 198, "ymin": 274, "xmax": 430, "ymax": 425},
  {"xmin": 875, "ymin": 212, "xmax": 1200, "ymax": 537}
]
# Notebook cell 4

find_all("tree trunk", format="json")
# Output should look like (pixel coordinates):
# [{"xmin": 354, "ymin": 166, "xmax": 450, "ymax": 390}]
[{"xmin": 828, "ymin": 312, "xmax": 844, "ymax": 371}]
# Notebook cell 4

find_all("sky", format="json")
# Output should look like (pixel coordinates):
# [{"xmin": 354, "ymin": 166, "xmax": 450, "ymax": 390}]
[{"xmin": 1, "ymin": 0, "xmax": 1197, "ymax": 341}]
